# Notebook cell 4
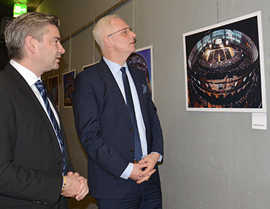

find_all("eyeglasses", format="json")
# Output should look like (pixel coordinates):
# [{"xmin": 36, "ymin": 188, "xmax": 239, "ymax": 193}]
[{"xmin": 107, "ymin": 27, "xmax": 133, "ymax": 37}]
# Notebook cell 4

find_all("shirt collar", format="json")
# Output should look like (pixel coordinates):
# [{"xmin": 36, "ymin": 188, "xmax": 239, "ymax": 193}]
[
  {"xmin": 103, "ymin": 56, "xmax": 128, "ymax": 74},
  {"xmin": 10, "ymin": 59, "xmax": 41, "ymax": 87}
]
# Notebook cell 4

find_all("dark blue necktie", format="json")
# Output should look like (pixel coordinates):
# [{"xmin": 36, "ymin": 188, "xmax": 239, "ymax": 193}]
[
  {"xmin": 120, "ymin": 67, "xmax": 143, "ymax": 161},
  {"xmin": 35, "ymin": 80, "xmax": 67, "ymax": 175}
]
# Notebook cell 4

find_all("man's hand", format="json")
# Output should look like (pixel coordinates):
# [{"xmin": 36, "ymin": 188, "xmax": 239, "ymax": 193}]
[
  {"xmin": 61, "ymin": 172, "xmax": 89, "ymax": 201},
  {"xmin": 136, "ymin": 153, "xmax": 160, "ymax": 184},
  {"xmin": 129, "ymin": 163, "xmax": 147, "ymax": 181}
]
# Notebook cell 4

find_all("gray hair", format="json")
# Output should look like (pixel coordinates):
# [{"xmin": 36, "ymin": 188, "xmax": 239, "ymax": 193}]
[
  {"xmin": 4, "ymin": 12, "xmax": 59, "ymax": 59},
  {"xmin": 92, "ymin": 14, "xmax": 120, "ymax": 49}
]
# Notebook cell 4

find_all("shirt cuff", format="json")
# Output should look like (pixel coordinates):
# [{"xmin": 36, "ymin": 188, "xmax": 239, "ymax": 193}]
[
  {"xmin": 151, "ymin": 152, "xmax": 163, "ymax": 162},
  {"xmin": 120, "ymin": 163, "xmax": 133, "ymax": 179}
]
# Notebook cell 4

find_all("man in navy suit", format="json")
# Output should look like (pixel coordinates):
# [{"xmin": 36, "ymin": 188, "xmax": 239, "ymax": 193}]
[
  {"xmin": 72, "ymin": 14, "xmax": 164, "ymax": 209},
  {"xmin": 0, "ymin": 12, "xmax": 88, "ymax": 209}
]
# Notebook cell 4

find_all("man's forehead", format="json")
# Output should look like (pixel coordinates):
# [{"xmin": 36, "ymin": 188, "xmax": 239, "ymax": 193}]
[
  {"xmin": 111, "ymin": 18, "xmax": 129, "ymax": 29},
  {"xmin": 43, "ymin": 24, "xmax": 60, "ymax": 36}
]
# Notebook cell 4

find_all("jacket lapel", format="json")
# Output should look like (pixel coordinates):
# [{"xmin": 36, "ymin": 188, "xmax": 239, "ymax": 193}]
[
  {"xmin": 127, "ymin": 65, "xmax": 148, "ymax": 126},
  {"xmin": 97, "ymin": 59, "xmax": 148, "ymax": 126},
  {"xmin": 98, "ymin": 59, "xmax": 126, "ymax": 106},
  {"xmin": 7, "ymin": 64, "xmax": 63, "ymax": 156}
]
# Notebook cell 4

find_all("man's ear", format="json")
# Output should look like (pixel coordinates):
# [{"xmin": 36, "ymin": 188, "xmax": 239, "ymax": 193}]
[{"xmin": 24, "ymin": 35, "xmax": 39, "ymax": 54}]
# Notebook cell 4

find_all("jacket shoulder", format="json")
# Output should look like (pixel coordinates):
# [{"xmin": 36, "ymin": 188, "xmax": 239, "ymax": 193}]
[
  {"xmin": 0, "ymin": 66, "xmax": 18, "ymax": 90},
  {"xmin": 77, "ymin": 62, "xmax": 103, "ymax": 78}
]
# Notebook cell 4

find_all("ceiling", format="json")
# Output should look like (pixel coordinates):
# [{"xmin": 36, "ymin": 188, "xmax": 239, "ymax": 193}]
[{"xmin": 0, "ymin": 0, "xmax": 45, "ymax": 18}]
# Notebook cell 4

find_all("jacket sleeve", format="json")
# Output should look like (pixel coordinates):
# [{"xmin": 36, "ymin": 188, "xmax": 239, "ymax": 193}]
[{"xmin": 146, "ymin": 80, "xmax": 164, "ymax": 157}]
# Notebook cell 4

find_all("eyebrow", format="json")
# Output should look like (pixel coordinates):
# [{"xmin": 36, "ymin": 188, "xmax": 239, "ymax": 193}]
[{"xmin": 54, "ymin": 37, "xmax": 61, "ymax": 41}]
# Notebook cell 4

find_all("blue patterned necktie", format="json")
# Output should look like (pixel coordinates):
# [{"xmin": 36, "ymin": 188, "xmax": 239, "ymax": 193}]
[
  {"xmin": 35, "ymin": 80, "xmax": 67, "ymax": 175},
  {"xmin": 120, "ymin": 67, "xmax": 143, "ymax": 161}
]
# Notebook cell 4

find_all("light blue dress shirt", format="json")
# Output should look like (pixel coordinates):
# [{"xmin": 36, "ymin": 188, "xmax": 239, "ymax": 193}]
[{"xmin": 103, "ymin": 57, "xmax": 148, "ymax": 179}]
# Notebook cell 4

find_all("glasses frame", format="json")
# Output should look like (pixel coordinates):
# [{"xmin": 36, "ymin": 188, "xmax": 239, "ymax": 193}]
[{"xmin": 107, "ymin": 27, "xmax": 132, "ymax": 37}]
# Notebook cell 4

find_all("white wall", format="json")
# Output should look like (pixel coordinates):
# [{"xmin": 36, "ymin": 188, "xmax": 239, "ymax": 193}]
[{"xmin": 38, "ymin": 0, "xmax": 270, "ymax": 209}]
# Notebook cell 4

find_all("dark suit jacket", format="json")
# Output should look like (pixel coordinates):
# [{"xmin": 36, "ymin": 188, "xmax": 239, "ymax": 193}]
[
  {"xmin": 0, "ymin": 63, "xmax": 72, "ymax": 209},
  {"xmin": 72, "ymin": 59, "xmax": 163, "ymax": 198}
]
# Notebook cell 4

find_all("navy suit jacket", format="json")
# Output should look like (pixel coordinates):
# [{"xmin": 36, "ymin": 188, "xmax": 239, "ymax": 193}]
[
  {"xmin": 72, "ymin": 59, "xmax": 163, "ymax": 198},
  {"xmin": 0, "ymin": 63, "xmax": 72, "ymax": 209}
]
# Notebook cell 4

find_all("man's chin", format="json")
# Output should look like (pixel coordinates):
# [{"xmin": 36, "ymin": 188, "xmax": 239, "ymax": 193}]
[
  {"xmin": 52, "ymin": 63, "xmax": 60, "ymax": 70},
  {"xmin": 129, "ymin": 47, "xmax": 136, "ymax": 54}
]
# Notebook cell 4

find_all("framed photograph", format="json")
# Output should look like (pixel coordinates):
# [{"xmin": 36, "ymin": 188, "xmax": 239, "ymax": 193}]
[
  {"xmin": 44, "ymin": 75, "xmax": 59, "ymax": 110},
  {"xmin": 63, "ymin": 70, "xmax": 76, "ymax": 108},
  {"xmin": 183, "ymin": 11, "xmax": 266, "ymax": 112},
  {"xmin": 127, "ymin": 46, "xmax": 154, "ymax": 97}
]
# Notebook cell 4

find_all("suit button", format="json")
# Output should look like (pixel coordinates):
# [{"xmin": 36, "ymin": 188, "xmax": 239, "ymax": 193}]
[
  {"xmin": 130, "ymin": 149, "xmax": 134, "ymax": 153},
  {"xmin": 130, "ymin": 128, "xmax": 133, "ymax": 132}
]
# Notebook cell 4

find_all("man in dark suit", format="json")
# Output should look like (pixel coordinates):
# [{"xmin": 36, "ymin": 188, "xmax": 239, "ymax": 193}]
[
  {"xmin": 72, "ymin": 14, "xmax": 164, "ymax": 209},
  {"xmin": 0, "ymin": 12, "xmax": 88, "ymax": 209}
]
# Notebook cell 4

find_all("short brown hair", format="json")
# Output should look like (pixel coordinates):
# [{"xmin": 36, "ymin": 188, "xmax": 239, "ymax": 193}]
[{"xmin": 4, "ymin": 12, "xmax": 59, "ymax": 59}]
